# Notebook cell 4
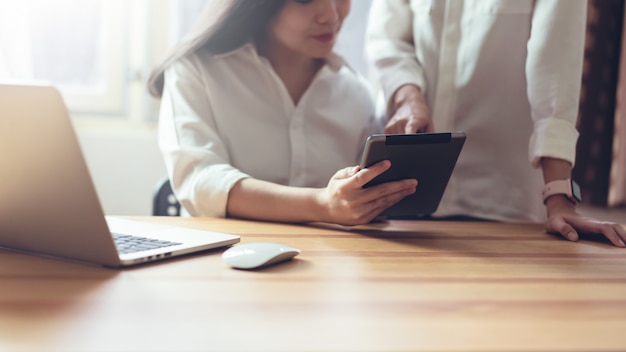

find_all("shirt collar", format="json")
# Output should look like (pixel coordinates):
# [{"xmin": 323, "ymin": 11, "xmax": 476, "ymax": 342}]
[{"xmin": 213, "ymin": 42, "xmax": 345, "ymax": 73}]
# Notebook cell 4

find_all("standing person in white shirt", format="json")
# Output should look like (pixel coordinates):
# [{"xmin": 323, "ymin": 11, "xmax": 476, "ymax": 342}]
[
  {"xmin": 367, "ymin": 0, "xmax": 626, "ymax": 246},
  {"xmin": 147, "ymin": 0, "xmax": 417, "ymax": 225}
]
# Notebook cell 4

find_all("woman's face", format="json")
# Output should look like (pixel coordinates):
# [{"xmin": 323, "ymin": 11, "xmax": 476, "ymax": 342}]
[{"xmin": 268, "ymin": 0, "xmax": 350, "ymax": 59}]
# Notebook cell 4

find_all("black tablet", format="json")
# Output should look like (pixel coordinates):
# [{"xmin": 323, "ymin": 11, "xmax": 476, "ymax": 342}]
[{"xmin": 359, "ymin": 132, "xmax": 466, "ymax": 218}]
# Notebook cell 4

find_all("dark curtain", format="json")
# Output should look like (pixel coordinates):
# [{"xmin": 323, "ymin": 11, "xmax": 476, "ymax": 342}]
[
  {"xmin": 610, "ymin": 1, "xmax": 626, "ymax": 206},
  {"xmin": 573, "ymin": 0, "xmax": 624, "ymax": 206}
]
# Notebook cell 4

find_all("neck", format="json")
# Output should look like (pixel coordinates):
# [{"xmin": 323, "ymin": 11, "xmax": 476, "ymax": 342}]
[{"xmin": 257, "ymin": 39, "xmax": 324, "ymax": 105}]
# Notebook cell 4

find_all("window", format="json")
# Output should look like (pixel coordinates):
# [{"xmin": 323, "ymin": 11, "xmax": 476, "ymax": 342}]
[
  {"xmin": 0, "ymin": 0, "xmax": 373, "ymax": 119},
  {"xmin": 0, "ymin": 0, "xmax": 204, "ymax": 118},
  {"xmin": 0, "ymin": 0, "xmax": 127, "ymax": 114},
  {"xmin": 168, "ymin": 0, "xmax": 208, "ymax": 46}
]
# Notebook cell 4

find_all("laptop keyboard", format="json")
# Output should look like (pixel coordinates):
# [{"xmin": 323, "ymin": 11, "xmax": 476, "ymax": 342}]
[{"xmin": 112, "ymin": 233, "xmax": 182, "ymax": 255}]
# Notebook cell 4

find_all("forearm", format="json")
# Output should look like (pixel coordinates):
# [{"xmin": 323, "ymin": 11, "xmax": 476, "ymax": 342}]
[
  {"xmin": 540, "ymin": 157, "xmax": 573, "ymax": 183},
  {"xmin": 226, "ymin": 178, "xmax": 324, "ymax": 223},
  {"xmin": 367, "ymin": 0, "xmax": 426, "ymax": 104}
]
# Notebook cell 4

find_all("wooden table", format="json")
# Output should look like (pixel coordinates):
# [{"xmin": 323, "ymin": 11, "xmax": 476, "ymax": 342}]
[{"xmin": 1, "ymin": 217, "xmax": 626, "ymax": 351}]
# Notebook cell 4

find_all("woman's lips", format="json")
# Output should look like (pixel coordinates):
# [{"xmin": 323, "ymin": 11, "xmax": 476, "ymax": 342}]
[{"xmin": 312, "ymin": 33, "xmax": 335, "ymax": 43}]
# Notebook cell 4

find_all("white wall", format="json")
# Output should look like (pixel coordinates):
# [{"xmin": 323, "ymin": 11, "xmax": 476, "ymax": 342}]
[
  {"xmin": 75, "ymin": 121, "xmax": 166, "ymax": 216},
  {"xmin": 335, "ymin": 0, "xmax": 374, "ymax": 78}
]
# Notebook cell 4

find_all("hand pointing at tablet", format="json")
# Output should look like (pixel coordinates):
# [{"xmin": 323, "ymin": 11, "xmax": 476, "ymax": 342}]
[{"xmin": 385, "ymin": 85, "xmax": 434, "ymax": 134}]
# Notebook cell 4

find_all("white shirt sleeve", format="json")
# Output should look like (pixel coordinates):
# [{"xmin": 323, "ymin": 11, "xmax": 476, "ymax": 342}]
[
  {"xmin": 366, "ymin": 0, "xmax": 427, "ymax": 108},
  {"xmin": 159, "ymin": 56, "xmax": 250, "ymax": 217},
  {"xmin": 526, "ymin": 0, "xmax": 586, "ymax": 167}
]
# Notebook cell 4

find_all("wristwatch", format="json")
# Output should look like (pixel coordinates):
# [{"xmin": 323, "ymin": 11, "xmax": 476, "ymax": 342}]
[{"xmin": 542, "ymin": 178, "xmax": 582, "ymax": 204}]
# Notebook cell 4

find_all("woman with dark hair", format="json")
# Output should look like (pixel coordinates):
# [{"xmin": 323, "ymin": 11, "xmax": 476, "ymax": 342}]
[{"xmin": 148, "ymin": 0, "xmax": 417, "ymax": 225}]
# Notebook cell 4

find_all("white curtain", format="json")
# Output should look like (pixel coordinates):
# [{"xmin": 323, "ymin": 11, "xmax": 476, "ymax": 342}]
[
  {"xmin": 0, "ymin": 0, "xmax": 105, "ymax": 88},
  {"xmin": 0, "ymin": 3, "xmax": 34, "ymax": 80},
  {"xmin": 335, "ymin": 0, "xmax": 374, "ymax": 77}
]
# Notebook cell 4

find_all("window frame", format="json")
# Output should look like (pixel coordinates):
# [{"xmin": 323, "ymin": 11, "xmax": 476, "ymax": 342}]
[{"xmin": 59, "ymin": 0, "xmax": 129, "ymax": 116}]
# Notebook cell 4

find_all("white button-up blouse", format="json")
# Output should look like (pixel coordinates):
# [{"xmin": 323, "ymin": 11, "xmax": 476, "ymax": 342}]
[
  {"xmin": 159, "ymin": 44, "xmax": 380, "ymax": 217},
  {"xmin": 367, "ymin": 0, "xmax": 586, "ymax": 221}
]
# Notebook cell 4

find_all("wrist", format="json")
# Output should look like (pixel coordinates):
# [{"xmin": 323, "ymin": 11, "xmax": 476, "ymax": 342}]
[
  {"xmin": 393, "ymin": 84, "xmax": 424, "ymax": 111},
  {"xmin": 545, "ymin": 194, "xmax": 577, "ymax": 216},
  {"xmin": 545, "ymin": 194, "xmax": 576, "ymax": 207},
  {"xmin": 542, "ymin": 178, "xmax": 582, "ymax": 205},
  {"xmin": 309, "ymin": 188, "xmax": 330, "ymax": 223}
]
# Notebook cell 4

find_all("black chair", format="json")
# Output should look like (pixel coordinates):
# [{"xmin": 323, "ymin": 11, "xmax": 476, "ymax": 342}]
[{"xmin": 153, "ymin": 177, "xmax": 181, "ymax": 216}]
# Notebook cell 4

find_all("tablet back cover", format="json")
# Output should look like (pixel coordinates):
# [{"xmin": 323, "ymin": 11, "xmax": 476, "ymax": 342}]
[{"xmin": 360, "ymin": 132, "xmax": 466, "ymax": 217}]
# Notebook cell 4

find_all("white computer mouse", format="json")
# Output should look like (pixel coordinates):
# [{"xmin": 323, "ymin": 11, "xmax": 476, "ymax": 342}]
[{"xmin": 222, "ymin": 242, "xmax": 301, "ymax": 270}]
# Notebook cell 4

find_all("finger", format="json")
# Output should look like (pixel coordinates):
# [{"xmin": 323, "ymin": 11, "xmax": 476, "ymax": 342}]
[
  {"xmin": 425, "ymin": 120, "xmax": 435, "ymax": 133},
  {"xmin": 352, "ymin": 160, "xmax": 392, "ymax": 188},
  {"xmin": 359, "ymin": 178, "xmax": 418, "ymax": 204},
  {"xmin": 385, "ymin": 116, "xmax": 407, "ymax": 134},
  {"xmin": 363, "ymin": 187, "xmax": 416, "ymax": 220},
  {"xmin": 384, "ymin": 120, "xmax": 404, "ymax": 134},
  {"xmin": 596, "ymin": 224, "xmax": 625, "ymax": 247},
  {"xmin": 606, "ymin": 225, "xmax": 626, "ymax": 247},
  {"xmin": 354, "ymin": 190, "xmax": 412, "ymax": 224},
  {"xmin": 337, "ymin": 193, "xmax": 401, "ymax": 226},
  {"xmin": 547, "ymin": 216, "xmax": 579, "ymax": 242},
  {"xmin": 615, "ymin": 224, "xmax": 626, "ymax": 244},
  {"xmin": 563, "ymin": 215, "xmax": 626, "ymax": 247},
  {"xmin": 333, "ymin": 165, "xmax": 359, "ymax": 180},
  {"xmin": 405, "ymin": 115, "xmax": 428, "ymax": 134}
]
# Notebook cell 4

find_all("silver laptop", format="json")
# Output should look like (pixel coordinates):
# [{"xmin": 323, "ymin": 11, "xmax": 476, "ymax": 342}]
[{"xmin": 0, "ymin": 84, "xmax": 240, "ymax": 267}]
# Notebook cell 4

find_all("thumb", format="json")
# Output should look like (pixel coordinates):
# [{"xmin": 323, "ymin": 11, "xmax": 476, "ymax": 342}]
[
  {"xmin": 561, "ymin": 225, "xmax": 579, "ymax": 242},
  {"xmin": 549, "ymin": 216, "xmax": 579, "ymax": 242},
  {"xmin": 334, "ymin": 165, "xmax": 360, "ymax": 180}
]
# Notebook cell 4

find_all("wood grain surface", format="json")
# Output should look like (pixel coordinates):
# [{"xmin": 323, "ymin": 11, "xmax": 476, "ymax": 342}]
[{"xmin": 1, "ymin": 217, "xmax": 625, "ymax": 352}]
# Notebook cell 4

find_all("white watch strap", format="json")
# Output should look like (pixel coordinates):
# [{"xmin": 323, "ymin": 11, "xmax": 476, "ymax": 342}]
[{"xmin": 542, "ymin": 179, "xmax": 575, "ymax": 204}]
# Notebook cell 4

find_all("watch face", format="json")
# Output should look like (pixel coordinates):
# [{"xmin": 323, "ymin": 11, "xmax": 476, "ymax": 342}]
[{"xmin": 571, "ymin": 179, "xmax": 582, "ymax": 203}]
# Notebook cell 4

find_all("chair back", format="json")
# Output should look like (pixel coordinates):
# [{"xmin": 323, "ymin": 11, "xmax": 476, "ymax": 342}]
[{"xmin": 153, "ymin": 178, "xmax": 181, "ymax": 216}]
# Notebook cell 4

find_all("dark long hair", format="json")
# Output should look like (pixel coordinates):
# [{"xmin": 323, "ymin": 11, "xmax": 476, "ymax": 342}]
[{"xmin": 147, "ymin": 0, "xmax": 287, "ymax": 98}]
